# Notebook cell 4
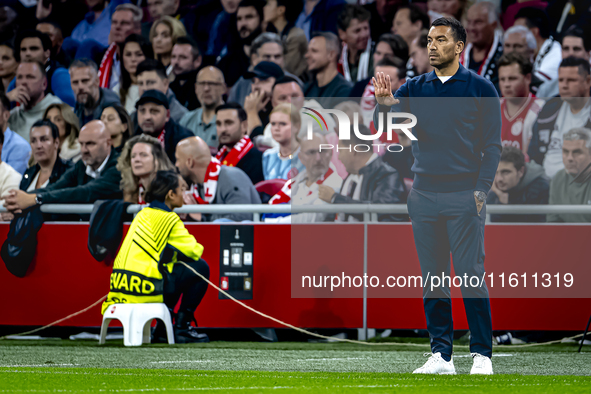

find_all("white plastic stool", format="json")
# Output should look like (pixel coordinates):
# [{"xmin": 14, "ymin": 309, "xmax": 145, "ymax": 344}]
[{"xmin": 99, "ymin": 303, "xmax": 175, "ymax": 346}]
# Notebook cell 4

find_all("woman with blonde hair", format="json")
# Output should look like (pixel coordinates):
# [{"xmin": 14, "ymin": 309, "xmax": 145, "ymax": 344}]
[
  {"xmin": 43, "ymin": 103, "xmax": 81, "ymax": 162},
  {"xmin": 149, "ymin": 16, "xmax": 187, "ymax": 72},
  {"xmin": 262, "ymin": 103, "xmax": 304, "ymax": 180},
  {"xmin": 117, "ymin": 134, "xmax": 175, "ymax": 203}
]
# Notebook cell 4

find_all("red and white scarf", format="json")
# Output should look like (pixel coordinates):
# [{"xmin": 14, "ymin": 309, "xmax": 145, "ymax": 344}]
[
  {"xmin": 215, "ymin": 135, "xmax": 253, "ymax": 167},
  {"xmin": 460, "ymin": 30, "xmax": 503, "ymax": 81},
  {"xmin": 157, "ymin": 128, "xmax": 166, "ymax": 148},
  {"xmin": 269, "ymin": 167, "xmax": 334, "ymax": 204},
  {"xmin": 191, "ymin": 158, "xmax": 222, "ymax": 204},
  {"xmin": 338, "ymin": 39, "xmax": 372, "ymax": 82},
  {"xmin": 98, "ymin": 43, "xmax": 118, "ymax": 88}
]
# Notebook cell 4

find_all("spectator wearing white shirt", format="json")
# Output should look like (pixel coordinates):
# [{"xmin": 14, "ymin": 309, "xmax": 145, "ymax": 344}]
[
  {"xmin": 0, "ymin": 122, "xmax": 22, "ymax": 220},
  {"xmin": 291, "ymin": 133, "xmax": 342, "ymax": 223}
]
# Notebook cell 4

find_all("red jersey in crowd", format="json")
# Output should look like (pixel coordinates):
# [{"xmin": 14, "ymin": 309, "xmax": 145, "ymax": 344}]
[{"xmin": 500, "ymin": 93, "xmax": 544, "ymax": 155}]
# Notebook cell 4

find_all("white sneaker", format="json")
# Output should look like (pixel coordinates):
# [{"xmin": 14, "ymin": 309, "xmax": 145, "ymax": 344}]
[
  {"xmin": 412, "ymin": 352, "xmax": 456, "ymax": 375},
  {"xmin": 470, "ymin": 353, "xmax": 493, "ymax": 375}
]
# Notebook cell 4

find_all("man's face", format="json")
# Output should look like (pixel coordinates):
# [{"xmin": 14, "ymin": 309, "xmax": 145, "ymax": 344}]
[
  {"xmin": 466, "ymin": 6, "xmax": 495, "ymax": 47},
  {"xmin": 216, "ymin": 109, "xmax": 246, "ymax": 145},
  {"xmin": 339, "ymin": 18, "xmax": 370, "ymax": 52},
  {"xmin": 256, "ymin": 42, "xmax": 284, "ymax": 67},
  {"xmin": 375, "ymin": 66, "xmax": 403, "ymax": 91},
  {"xmin": 272, "ymin": 82, "xmax": 304, "ymax": 108},
  {"xmin": 221, "ymin": 0, "xmax": 240, "ymax": 13},
  {"xmin": 392, "ymin": 9, "xmax": 420, "ymax": 45},
  {"xmin": 171, "ymin": 44, "xmax": 199, "ymax": 75},
  {"xmin": 70, "ymin": 66, "xmax": 100, "ymax": 107},
  {"xmin": 305, "ymin": 37, "xmax": 331, "ymax": 73},
  {"xmin": 138, "ymin": 102, "xmax": 169, "ymax": 134},
  {"xmin": 15, "ymin": 63, "xmax": 46, "ymax": 106},
  {"xmin": 252, "ymin": 76, "xmax": 275, "ymax": 102},
  {"xmin": 558, "ymin": 66, "xmax": 591, "ymax": 100},
  {"xmin": 562, "ymin": 36, "xmax": 590, "ymax": 61},
  {"xmin": 137, "ymin": 71, "xmax": 169, "ymax": 96},
  {"xmin": 37, "ymin": 23, "xmax": 63, "ymax": 49},
  {"xmin": 196, "ymin": 68, "xmax": 225, "ymax": 107},
  {"xmin": 373, "ymin": 41, "xmax": 394, "ymax": 65},
  {"xmin": 562, "ymin": 139, "xmax": 591, "ymax": 176},
  {"xmin": 237, "ymin": 6, "xmax": 260, "ymax": 39},
  {"xmin": 78, "ymin": 126, "xmax": 110, "ymax": 168},
  {"xmin": 109, "ymin": 10, "xmax": 138, "ymax": 45},
  {"xmin": 20, "ymin": 37, "xmax": 49, "ymax": 63},
  {"xmin": 299, "ymin": 136, "xmax": 331, "ymax": 180},
  {"xmin": 427, "ymin": 25, "xmax": 461, "ymax": 67},
  {"xmin": 410, "ymin": 37, "xmax": 430, "ymax": 74},
  {"xmin": 499, "ymin": 63, "xmax": 530, "ymax": 98},
  {"xmin": 504, "ymin": 33, "xmax": 531, "ymax": 57},
  {"xmin": 147, "ymin": 0, "xmax": 178, "ymax": 20},
  {"xmin": 30, "ymin": 126, "xmax": 59, "ymax": 163},
  {"xmin": 0, "ymin": 45, "xmax": 18, "ymax": 79},
  {"xmin": 494, "ymin": 160, "xmax": 524, "ymax": 192}
]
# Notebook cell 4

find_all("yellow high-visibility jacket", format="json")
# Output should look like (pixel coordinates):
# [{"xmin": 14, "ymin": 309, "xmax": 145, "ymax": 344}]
[{"xmin": 101, "ymin": 201, "xmax": 204, "ymax": 314}]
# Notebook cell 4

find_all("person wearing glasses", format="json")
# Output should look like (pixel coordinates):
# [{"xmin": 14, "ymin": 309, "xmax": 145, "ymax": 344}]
[{"xmin": 179, "ymin": 66, "xmax": 226, "ymax": 155}]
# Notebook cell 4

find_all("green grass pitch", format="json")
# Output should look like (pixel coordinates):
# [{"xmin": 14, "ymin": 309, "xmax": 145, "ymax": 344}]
[{"xmin": 0, "ymin": 339, "xmax": 589, "ymax": 393}]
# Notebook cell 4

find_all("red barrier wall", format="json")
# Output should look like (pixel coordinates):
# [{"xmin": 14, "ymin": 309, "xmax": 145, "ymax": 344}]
[{"xmin": 0, "ymin": 223, "xmax": 588, "ymax": 331}]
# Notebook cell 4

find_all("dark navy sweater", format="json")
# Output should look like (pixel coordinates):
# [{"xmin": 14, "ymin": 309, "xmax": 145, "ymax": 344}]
[{"xmin": 375, "ymin": 64, "xmax": 502, "ymax": 194}]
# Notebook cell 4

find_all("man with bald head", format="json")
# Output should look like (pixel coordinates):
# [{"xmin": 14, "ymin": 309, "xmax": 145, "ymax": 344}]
[
  {"xmin": 175, "ymin": 136, "xmax": 261, "ymax": 222},
  {"xmin": 290, "ymin": 133, "xmax": 342, "ymax": 223},
  {"xmin": 179, "ymin": 66, "xmax": 226, "ymax": 153},
  {"xmin": 4, "ymin": 120, "xmax": 122, "ymax": 212}
]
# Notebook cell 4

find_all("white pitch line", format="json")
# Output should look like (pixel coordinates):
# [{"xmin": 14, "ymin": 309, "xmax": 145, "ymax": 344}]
[
  {"xmin": 150, "ymin": 360, "xmax": 214, "ymax": 364},
  {"xmin": 296, "ymin": 357, "xmax": 371, "ymax": 361},
  {"xmin": 453, "ymin": 353, "xmax": 514, "ymax": 358}
]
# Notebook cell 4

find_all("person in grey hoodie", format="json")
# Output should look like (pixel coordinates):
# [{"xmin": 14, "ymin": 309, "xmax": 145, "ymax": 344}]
[{"xmin": 487, "ymin": 146, "xmax": 550, "ymax": 222}]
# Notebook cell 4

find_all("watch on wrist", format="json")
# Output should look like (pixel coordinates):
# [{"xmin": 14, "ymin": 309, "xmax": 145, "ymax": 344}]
[
  {"xmin": 35, "ymin": 194, "xmax": 43, "ymax": 205},
  {"xmin": 474, "ymin": 191, "xmax": 486, "ymax": 203}
]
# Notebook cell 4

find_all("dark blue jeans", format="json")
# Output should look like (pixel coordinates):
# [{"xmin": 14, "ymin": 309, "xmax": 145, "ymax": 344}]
[{"xmin": 407, "ymin": 188, "xmax": 492, "ymax": 359}]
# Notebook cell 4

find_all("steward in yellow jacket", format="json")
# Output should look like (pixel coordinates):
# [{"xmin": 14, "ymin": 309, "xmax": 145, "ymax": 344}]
[{"xmin": 102, "ymin": 170, "xmax": 210, "ymax": 343}]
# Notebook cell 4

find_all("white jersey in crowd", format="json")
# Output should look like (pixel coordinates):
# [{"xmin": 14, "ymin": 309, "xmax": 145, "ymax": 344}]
[
  {"xmin": 534, "ymin": 38, "xmax": 562, "ymax": 97},
  {"xmin": 543, "ymin": 100, "xmax": 591, "ymax": 178}
]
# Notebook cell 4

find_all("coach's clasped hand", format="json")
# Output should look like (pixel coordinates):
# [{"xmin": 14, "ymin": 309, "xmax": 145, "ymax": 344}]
[{"xmin": 372, "ymin": 72, "xmax": 400, "ymax": 107}]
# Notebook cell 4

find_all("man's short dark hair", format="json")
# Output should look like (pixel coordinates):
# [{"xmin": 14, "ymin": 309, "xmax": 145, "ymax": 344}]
[
  {"xmin": 339, "ymin": 123, "xmax": 374, "ymax": 149},
  {"xmin": 398, "ymin": 4, "xmax": 430, "ymax": 31},
  {"xmin": 215, "ymin": 102, "xmax": 247, "ymax": 122},
  {"xmin": 238, "ymin": 0, "xmax": 265, "ymax": 22},
  {"xmin": 31, "ymin": 119, "xmax": 60, "ymax": 140},
  {"xmin": 377, "ymin": 33, "xmax": 409, "ymax": 62},
  {"xmin": 497, "ymin": 52, "xmax": 533, "ymax": 76},
  {"xmin": 560, "ymin": 56, "xmax": 591, "ymax": 77},
  {"xmin": 515, "ymin": 7, "xmax": 551, "ymax": 39},
  {"xmin": 337, "ymin": 4, "xmax": 371, "ymax": 32},
  {"xmin": 69, "ymin": 58, "xmax": 98, "ymax": 73},
  {"xmin": 376, "ymin": 56, "xmax": 407, "ymax": 80},
  {"xmin": 175, "ymin": 36, "xmax": 201, "ymax": 60},
  {"xmin": 272, "ymin": 75, "xmax": 303, "ymax": 91},
  {"xmin": 500, "ymin": 146, "xmax": 525, "ymax": 171},
  {"xmin": 136, "ymin": 59, "xmax": 167, "ymax": 80},
  {"xmin": 15, "ymin": 30, "xmax": 52, "ymax": 61},
  {"xmin": 431, "ymin": 17, "xmax": 467, "ymax": 45},
  {"xmin": 561, "ymin": 25, "xmax": 591, "ymax": 52},
  {"xmin": 0, "ymin": 91, "xmax": 10, "ymax": 112},
  {"xmin": 276, "ymin": 0, "xmax": 304, "ymax": 23}
]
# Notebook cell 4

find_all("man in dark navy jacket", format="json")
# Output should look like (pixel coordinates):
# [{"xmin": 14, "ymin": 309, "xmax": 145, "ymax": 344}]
[{"xmin": 374, "ymin": 17, "xmax": 501, "ymax": 375}]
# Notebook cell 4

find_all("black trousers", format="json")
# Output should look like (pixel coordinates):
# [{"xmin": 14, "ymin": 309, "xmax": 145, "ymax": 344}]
[
  {"xmin": 407, "ymin": 188, "xmax": 493, "ymax": 358},
  {"xmin": 163, "ymin": 258, "xmax": 210, "ymax": 313}
]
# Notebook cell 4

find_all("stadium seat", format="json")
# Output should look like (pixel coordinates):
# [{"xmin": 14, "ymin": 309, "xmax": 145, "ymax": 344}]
[{"xmin": 99, "ymin": 303, "xmax": 175, "ymax": 346}]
